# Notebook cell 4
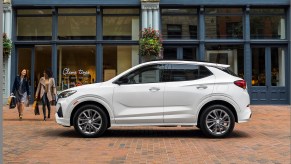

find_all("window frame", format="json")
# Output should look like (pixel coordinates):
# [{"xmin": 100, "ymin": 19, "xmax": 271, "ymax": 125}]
[
  {"xmin": 16, "ymin": 9, "xmax": 53, "ymax": 40},
  {"xmin": 204, "ymin": 7, "xmax": 244, "ymax": 39},
  {"xmin": 57, "ymin": 8, "xmax": 97, "ymax": 40},
  {"xmin": 161, "ymin": 7, "xmax": 199, "ymax": 40},
  {"xmin": 114, "ymin": 64, "xmax": 165, "ymax": 85}
]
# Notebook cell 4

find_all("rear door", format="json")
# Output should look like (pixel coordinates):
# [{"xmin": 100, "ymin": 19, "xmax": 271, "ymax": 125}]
[{"xmin": 163, "ymin": 64, "xmax": 215, "ymax": 123}]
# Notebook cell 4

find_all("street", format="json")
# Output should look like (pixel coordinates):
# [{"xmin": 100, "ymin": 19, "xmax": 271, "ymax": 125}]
[{"xmin": 3, "ymin": 105, "xmax": 290, "ymax": 164}]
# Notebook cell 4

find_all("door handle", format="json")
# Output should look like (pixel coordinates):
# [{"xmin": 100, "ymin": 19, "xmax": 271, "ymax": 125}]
[
  {"xmin": 149, "ymin": 87, "xmax": 160, "ymax": 92},
  {"xmin": 197, "ymin": 85, "xmax": 208, "ymax": 89}
]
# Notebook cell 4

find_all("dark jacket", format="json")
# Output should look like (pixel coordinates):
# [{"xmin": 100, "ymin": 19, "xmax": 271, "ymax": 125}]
[{"xmin": 12, "ymin": 76, "xmax": 30, "ymax": 96}]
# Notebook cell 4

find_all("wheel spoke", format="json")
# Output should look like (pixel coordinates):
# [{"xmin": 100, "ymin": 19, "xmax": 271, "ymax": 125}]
[
  {"xmin": 93, "ymin": 116, "xmax": 101, "ymax": 123},
  {"xmin": 83, "ymin": 112, "xmax": 89, "ymax": 119},
  {"xmin": 206, "ymin": 119, "xmax": 215, "ymax": 124}
]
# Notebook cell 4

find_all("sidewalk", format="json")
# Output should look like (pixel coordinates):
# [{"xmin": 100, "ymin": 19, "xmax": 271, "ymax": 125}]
[{"xmin": 3, "ymin": 105, "xmax": 291, "ymax": 163}]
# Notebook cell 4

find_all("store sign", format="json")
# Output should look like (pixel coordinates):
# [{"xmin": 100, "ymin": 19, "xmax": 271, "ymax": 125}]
[{"xmin": 63, "ymin": 68, "xmax": 90, "ymax": 76}]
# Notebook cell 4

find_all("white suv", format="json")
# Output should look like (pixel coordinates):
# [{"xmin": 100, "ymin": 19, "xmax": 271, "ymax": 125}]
[{"xmin": 55, "ymin": 60, "xmax": 251, "ymax": 138}]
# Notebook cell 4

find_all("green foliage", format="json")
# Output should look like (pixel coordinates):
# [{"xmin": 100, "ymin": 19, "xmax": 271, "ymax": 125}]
[
  {"xmin": 139, "ymin": 27, "xmax": 162, "ymax": 57},
  {"xmin": 3, "ymin": 33, "xmax": 12, "ymax": 56}
]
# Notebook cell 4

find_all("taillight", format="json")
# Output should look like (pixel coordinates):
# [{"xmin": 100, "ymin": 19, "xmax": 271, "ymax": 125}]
[{"xmin": 234, "ymin": 80, "xmax": 247, "ymax": 89}]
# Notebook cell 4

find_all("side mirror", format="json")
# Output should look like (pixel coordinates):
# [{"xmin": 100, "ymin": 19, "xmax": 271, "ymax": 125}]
[{"xmin": 114, "ymin": 77, "xmax": 129, "ymax": 85}]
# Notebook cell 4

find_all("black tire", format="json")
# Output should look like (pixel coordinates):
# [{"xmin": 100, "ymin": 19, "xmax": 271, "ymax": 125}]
[
  {"xmin": 199, "ymin": 105, "xmax": 235, "ymax": 138},
  {"xmin": 73, "ymin": 105, "xmax": 108, "ymax": 138}
]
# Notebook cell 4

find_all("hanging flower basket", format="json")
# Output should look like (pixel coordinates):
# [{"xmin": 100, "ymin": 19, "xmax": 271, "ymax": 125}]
[
  {"xmin": 139, "ymin": 27, "xmax": 162, "ymax": 62},
  {"xmin": 3, "ymin": 33, "xmax": 12, "ymax": 57}
]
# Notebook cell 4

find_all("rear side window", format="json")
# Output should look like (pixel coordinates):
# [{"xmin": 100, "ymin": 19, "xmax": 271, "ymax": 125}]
[{"xmin": 165, "ymin": 64, "xmax": 212, "ymax": 82}]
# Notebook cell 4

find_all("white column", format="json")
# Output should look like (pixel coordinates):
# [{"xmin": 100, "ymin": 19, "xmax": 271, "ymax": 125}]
[
  {"xmin": 148, "ymin": 9, "xmax": 153, "ymax": 28},
  {"xmin": 279, "ymin": 49, "xmax": 285, "ymax": 86},
  {"xmin": 153, "ymin": 9, "xmax": 159, "ymax": 31},
  {"xmin": 142, "ymin": 9, "xmax": 148, "ymax": 29},
  {"xmin": 280, "ymin": 18, "xmax": 285, "ymax": 39},
  {"xmin": 5, "ymin": 10, "xmax": 11, "ymax": 38}
]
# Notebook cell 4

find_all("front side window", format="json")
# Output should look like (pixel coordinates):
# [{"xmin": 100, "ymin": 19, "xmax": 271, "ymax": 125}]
[
  {"xmin": 120, "ymin": 64, "xmax": 164, "ymax": 84},
  {"xmin": 167, "ymin": 64, "xmax": 212, "ymax": 82}
]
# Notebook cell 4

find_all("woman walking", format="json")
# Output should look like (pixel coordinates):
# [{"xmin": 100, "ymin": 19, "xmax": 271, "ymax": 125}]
[
  {"xmin": 12, "ymin": 69, "xmax": 30, "ymax": 120},
  {"xmin": 35, "ymin": 69, "xmax": 56, "ymax": 121}
]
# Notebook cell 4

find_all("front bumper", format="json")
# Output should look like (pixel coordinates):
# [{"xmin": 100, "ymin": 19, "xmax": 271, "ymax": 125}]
[
  {"xmin": 55, "ymin": 103, "xmax": 71, "ymax": 127},
  {"xmin": 55, "ymin": 113, "xmax": 71, "ymax": 127},
  {"xmin": 237, "ymin": 106, "xmax": 252, "ymax": 123}
]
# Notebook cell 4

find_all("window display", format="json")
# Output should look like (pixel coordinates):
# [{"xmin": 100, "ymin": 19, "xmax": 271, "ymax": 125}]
[{"xmin": 57, "ymin": 46, "xmax": 96, "ymax": 91}]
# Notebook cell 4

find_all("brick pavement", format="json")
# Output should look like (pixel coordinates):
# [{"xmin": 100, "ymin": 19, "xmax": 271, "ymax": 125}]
[{"xmin": 2, "ymin": 105, "xmax": 291, "ymax": 164}]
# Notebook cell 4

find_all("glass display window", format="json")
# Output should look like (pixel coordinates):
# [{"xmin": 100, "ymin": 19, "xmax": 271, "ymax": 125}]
[{"xmin": 57, "ymin": 45, "xmax": 96, "ymax": 91}]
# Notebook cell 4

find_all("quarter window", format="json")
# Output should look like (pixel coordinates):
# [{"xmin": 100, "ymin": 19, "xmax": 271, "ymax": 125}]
[{"xmin": 167, "ymin": 64, "xmax": 212, "ymax": 82}]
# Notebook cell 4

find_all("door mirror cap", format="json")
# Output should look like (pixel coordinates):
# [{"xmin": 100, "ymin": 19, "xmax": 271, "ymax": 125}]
[{"xmin": 114, "ymin": 77, "xmax": 129, "ymax": 85}]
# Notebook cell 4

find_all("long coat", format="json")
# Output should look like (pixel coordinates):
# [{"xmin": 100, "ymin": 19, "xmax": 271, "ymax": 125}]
[{"xmin": 35, "ymin": 77, "xmax": 57, "ymax": 102}]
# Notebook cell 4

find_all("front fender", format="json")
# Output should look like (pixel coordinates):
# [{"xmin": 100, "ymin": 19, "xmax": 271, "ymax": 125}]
[{"xmin": 67, "ymin": 94, "xmax": 115, "ymax": 122}]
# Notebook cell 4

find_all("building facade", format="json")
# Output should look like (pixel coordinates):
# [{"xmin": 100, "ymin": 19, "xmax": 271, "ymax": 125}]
[
  {"xmin": 10, "ymin": 0, "xmax": 291, "ymax": 104},
  {"xmin": 2, "ymin": 0, "xmax": 12, "ymax": 103}
]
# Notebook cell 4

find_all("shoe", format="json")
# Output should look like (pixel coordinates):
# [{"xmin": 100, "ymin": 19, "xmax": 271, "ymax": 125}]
[
  {"xmin": 48, "ymin": 115, "xmax": 50, "ymax": 119},
  {"xmin": 19, "ymin": 114, "xmax": 23, "ymax": 120},
  {"xmin": 44, "ymin": 117, "xmax": 46, "ymax": 121}
]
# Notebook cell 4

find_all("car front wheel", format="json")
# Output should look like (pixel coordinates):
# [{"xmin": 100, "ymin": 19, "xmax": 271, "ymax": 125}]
[
  {"xmin": 73, "ymin": 105, "xmax": 108, "ymax": 138},
  {"xmin": 200, "ymin": 105, "xmax": 235, "ymax": 138}
]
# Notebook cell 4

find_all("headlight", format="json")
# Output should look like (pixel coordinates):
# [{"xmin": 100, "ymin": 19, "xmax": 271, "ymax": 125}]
[{"xmin": 58, "ymin": 90, "xmax": 77, "ymax": 99}]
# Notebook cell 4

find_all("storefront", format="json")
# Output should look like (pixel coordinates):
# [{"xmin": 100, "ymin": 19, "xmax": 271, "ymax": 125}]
[{"xmin": 11, "ymin": 0, "xmax": 290, "ymax": 104}]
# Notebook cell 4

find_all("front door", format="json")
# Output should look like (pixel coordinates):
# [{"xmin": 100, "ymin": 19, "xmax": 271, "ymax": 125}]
[
  {"xmin": 113, "ymin": 64, "xmax": 165, "ymax": 124},
  {"xmin": 250, "ymin": 47, "xmax": 288, "ymax": 104}
]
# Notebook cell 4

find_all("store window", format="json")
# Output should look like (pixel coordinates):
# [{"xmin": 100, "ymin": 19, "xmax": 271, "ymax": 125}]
[
  {"xmin": 57, "ymin": 46, "xmax": 96, "ymax": 91},
  {"xmin": 205, "ymin": 8, "xmax": 243, "ymax": 39},
  {"xmin": 252, "ymin": 48, "xmax": 265, "ymax": 86},
  {"xmin": 205, "ymin": 45, "xmax": 244, "ymax": 79},
  {"xmin": 58, "ymin": 8, "xmax": 96, "ymax": 40},
  {"xmin": 103, "ymin": 45, "xmax": 139, "ymax": 81},
  {"xmin": 103, "ymin": 9, "xmax": 139, "ymax": 40},
  {"xmin": 34, "ymin": 46, "xmax": 52, "ymax": 93},
  {"xmin": 250, "ymin": 8, "xmax": 286, "ymax": 39},
  {"xmin": 161, "ymin": 8, "xmax": 198, "ymax": 39},
  {"xmin": 16, "ymin": 9, "xmax": 52, "ymax": 40},
  {"xmin": 271, "ymin": 48, "xmax": 285, "ymax": 86}
]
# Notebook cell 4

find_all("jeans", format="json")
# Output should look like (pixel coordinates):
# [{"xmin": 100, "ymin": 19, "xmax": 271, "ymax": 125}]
[{"xmin": 41, "ymin": 93, "xmax": 51, "ymax": 119}]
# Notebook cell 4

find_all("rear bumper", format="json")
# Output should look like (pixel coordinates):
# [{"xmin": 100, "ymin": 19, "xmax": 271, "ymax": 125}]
[{"xmin": 237, "ymin": 106, "xmax": 252, "ymax": 123}]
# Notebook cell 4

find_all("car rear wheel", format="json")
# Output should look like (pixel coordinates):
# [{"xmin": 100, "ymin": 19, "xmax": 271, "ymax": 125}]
[
  {"xmin": 73, "ymin": 105, "xmax": 108, "ymax": 138},
  {"xmin": 200, "ymin": 105, "xmax": 235, "ymax": 138}
]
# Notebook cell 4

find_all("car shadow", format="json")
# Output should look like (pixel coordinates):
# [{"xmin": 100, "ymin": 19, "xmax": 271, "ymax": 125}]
[{"xmin": 45, "ymin": 128, "xmax": 251, "ymax": 139}]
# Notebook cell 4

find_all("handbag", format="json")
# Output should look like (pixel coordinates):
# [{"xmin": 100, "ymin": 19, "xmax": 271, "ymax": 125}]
[
  {"xmin": 9, "ymin": 95, "xmax": 17, "ymax": 109},
  {"xmin": 51, "ymin": 93, "xmax": 57, "ymax": 106},
  {"xmin": 33, "ymin": 101, "xmax": 40, "ymax": 115}
]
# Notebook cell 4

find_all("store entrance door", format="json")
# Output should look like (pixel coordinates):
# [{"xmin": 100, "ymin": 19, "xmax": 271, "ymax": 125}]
[
  {"xmin": 250, "ymin": 47, "xmax": 288, "ymax": 104},
  {"xmin": 17, "ymin": 46, "xmax": 52, "ymax": 103}
]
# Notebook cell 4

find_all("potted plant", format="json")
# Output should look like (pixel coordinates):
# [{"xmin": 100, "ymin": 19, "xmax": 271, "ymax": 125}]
[
  {"xmin": 3, "ymin": 33, "xmax": 12, "ymax": 56},
  {"xmin": 139, "ymin": 27, "xmax": 162, "ymax": 62}
]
